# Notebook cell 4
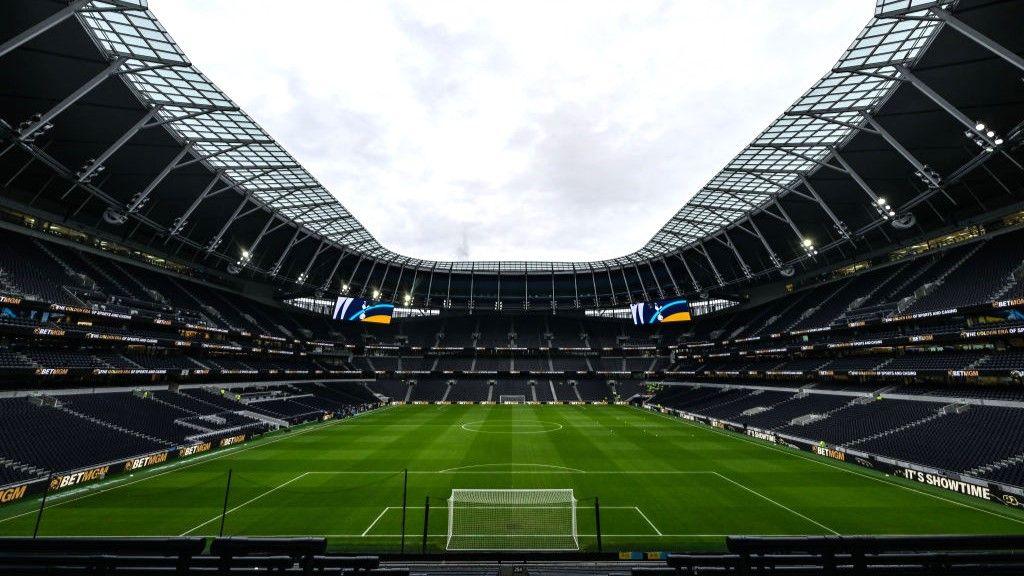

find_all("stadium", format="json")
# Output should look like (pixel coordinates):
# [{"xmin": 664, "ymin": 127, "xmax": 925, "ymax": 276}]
[{"xmin": 1, "ymin": 0, "xmax": 1023, "ymax": 573}]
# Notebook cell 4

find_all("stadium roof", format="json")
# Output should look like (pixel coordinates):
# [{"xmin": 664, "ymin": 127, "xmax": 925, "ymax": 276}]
[{"xmin": 1, "ymin": 0, "xmax": 1023, "ymax": 309}]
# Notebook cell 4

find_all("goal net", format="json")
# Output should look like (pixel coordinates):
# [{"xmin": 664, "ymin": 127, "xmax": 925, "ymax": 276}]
[
  {"xmin": 446, "ymin": 489, "xmax": 578, "ymax": 551},
  {"xmin": 499, "ymin": 395, "xmax": 527, "ymax": 404}
]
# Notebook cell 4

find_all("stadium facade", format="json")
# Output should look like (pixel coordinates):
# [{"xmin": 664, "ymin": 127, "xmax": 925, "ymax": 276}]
[{"xmin": 1, "ymin": 0, "xmax": 1024, "ymax": 572}]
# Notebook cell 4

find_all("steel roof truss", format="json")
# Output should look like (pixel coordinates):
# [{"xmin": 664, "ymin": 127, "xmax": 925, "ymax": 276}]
[
  {"xmin": 0, "ymin": 0, "xmax": 91, "ymax": 60},
  {"xmin": 928, "ymin": 7, "xmax": 1024, "ymax": 74},
  {"xmin": 17, "ymin": 58, "xmax": 126, "ymax": 141},
  {"xmin": 77, "ymin": 106, "xmax": 161, "ymax": 183}
]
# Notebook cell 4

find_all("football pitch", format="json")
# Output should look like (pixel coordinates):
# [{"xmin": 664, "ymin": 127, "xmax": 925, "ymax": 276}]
[{"xmin": 1, "ymin": 403, "xmax": 1022, "ymax": 552}]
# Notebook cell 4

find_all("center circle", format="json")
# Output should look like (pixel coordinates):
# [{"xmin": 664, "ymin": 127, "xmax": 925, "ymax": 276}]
[{"xmin": 460, "ymin": 420, "xmax": 563, "ymax": 434}]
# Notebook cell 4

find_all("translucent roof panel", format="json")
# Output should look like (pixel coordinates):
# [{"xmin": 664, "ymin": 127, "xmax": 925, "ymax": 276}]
[{"xmin": 74, "ymin": 0, "xmax": 948, "ymax": 273}]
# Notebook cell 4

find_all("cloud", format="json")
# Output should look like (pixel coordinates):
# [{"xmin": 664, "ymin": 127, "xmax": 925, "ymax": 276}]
[{"xmin": 151, "ymin": 0, "xmax": 871, "ymax": 262}]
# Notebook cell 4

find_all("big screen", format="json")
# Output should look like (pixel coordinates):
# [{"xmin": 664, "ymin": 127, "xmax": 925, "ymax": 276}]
[
  {"xmin": 332, "ymin": 297, "xmax": 395, "ymax": 324},
  {"xmin": 630, "ymin": 299, "xmax": 691, "ymax": 325}
]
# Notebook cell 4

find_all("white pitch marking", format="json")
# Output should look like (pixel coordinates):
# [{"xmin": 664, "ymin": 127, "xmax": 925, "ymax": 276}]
[
  {"xmin": 639, "ymin": 407, "xmax": 1024, "ymax": 527},
  {"xmin": 361, "ymin": 507, "xmax": 391, "ymax": 537},
  {"xmin": 438, "ymin": 463, "xmax": 585, "ymax": 473},
  {"xmin": 0, "ymin": 407, "xmax": 393, "ymax": 526},
  {"xmin": 634, "ymin": 506, "xmax": 662, "ymax": 536},
  {"xmin": 713, "ymin": 472, "xmax": 839, "ymax": 535},
  {"xmin": 179, "ymin": 472, "xmax": 311, "ymax": 536}
]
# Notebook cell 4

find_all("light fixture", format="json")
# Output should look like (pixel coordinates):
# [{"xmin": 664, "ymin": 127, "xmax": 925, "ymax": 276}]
[
  {"xmin": 372, "ymin": 289, "xmax": 381, "ymax": 300},
  {"xmin": 967, "ymin": 121, "xmax": 1004, "ymax": 152},
  {"xmin": 872, "ymin": 197, "xmax": 896, "ymax": 220}
]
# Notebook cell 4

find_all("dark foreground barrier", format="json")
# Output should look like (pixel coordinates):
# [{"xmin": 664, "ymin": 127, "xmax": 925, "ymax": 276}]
[
  {"xmin": 641, "ymin": 535, "xmax": 1024, "ymax": 575},
  {"xmin": 0, "ymin": 536, "xmax": 402, "ymax": 575}
]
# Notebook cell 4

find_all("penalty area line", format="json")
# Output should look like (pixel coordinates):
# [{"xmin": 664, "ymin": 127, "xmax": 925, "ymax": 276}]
[
  {"xmin": 362, "ymin": 507, "xmax": 391, "ymax": 537},
  {"xmin": 713, "ymin": 472, "xmax": 838, "ymax": 535},
  {"xmin": 178, "ymin": 471, "xmax": 309, "ymax": 532},
  {"xmin": 633, "ymin": 506, "xmax": 662, "ymax": 536}
]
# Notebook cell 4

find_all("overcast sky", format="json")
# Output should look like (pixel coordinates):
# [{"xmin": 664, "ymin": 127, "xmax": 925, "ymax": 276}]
[{"xmin": 153, "ymin": 1, "xmax": 871, "ymax": 263}]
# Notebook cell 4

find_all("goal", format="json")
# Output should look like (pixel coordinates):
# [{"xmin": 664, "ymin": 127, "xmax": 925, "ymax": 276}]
[
  {"xmin": 499, "ymin": 395, "xmax": 527, "ymax": 404},
  {"xmin": 446, "ymin": 489, "xmax": 578, "ymax": 551}
]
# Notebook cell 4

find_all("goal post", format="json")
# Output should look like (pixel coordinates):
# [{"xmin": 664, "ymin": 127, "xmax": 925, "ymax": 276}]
[
  {"xmin": 498, "ymin": 395, "xmax": 527, "ymax": 404},
  {"xmin": 446, "ymin": 488, "xmax": 578, "ymax": 551}
]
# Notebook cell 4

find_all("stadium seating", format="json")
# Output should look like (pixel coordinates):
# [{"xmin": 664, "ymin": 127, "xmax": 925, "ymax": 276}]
[{"xmin": 5, "ymin": 221, "xmax": 1024, "ymax": 498}]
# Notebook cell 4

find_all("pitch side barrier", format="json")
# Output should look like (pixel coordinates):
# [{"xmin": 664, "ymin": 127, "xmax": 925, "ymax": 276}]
[
  {"xmin": 643, "ymin": 404, "xmax": 1024, "ymax": 513},
  {"xmin": 0, "ymin": 536, "xmax": 397, "ymax": 574},
  {"xmin": 0, "ymin": 408, "xmax": 354, "ymax": 507},
  {"xmin": 637, "ymin": 535, "xmax": 1024, "ymax": 575},
  {"xmin": 0, "ymin": 429, "xmax": 256, "ymax": 507}
]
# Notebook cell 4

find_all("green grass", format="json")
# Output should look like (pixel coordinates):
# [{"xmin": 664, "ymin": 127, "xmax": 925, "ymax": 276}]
[{"xmin": 1, "ymin": 404, "xmax": 1022, "ymax": 552}]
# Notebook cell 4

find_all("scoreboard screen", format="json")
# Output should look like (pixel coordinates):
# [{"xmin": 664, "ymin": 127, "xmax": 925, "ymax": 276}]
[
  {"xmin": 332, "ymin": 297, "xmax": 394, "ymax": 324},
  {"xmin": 630, "ymin": 299, "xmax": 691, "ymax": 325}
]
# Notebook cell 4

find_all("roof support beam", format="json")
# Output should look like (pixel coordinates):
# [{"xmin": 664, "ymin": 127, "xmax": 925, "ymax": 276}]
[
  {"xmin": 660, "ymin": 257, "xmax": 681, "ymax": 296},
  {"xmin": 895, "ymin": 65, "xmax": 998, "ymax": 147},
  {"xmin": 174, "ymin": 142, "xmax": 256, "ymax": 170},
  {"xmin": 749, "ymin": 145, "xmax": 848, "ymax": 174},
  {"xmin": 346, "ymin": 257, "xmax": 365, "ymax": 295},
  {"xmin": 0, "ymin": 0, "xmax": 91, "ymax": 59},
  {"xmin": 743, "ymin": 216, "xmax": 783, "ymax": 269},
  {"xmin": 170, "ymin": 169, "xmax": 275, "ymax": 236},
  {"xmin": 76, "ymin": 106, "xmax": 161, "ymax": 183},
  {"xmin": 831, "ymin": 149, "xmax": 884, "ymax": 204},
  {"xmin": 928, "ymin": 7, "xmax": 1024, "ymax": 73},
  {"xmin": 359, "ymin": 260, "xmax": 378, "ymax": 298},
  {"xmin": 719, "ymin": 230, "xmax": 752, "ymax": 279},
  {"xmin": 144, "ymin": 108, "xmax": 219, "ymax": 129},
  {"xmin": 319, "ymin": 250, "xmax": 348, "ymax": 293},
  {"xmin": 377, "ymin": 262, "xmax": 392, "ymax": 300},
  {"xmin": 632, "ymin": 264, "xmax": 650, "ymax": 301},
  {"xmin": 646, "ymin": 260, "xmax": 665, "ymax": 299},
  {"xmin": 677, "ymin": 253, "xmax": 702, "ymax": 293},
  {"xmin": 864, "ymin": 115, "xmax": 942, "ymax": 188},
  {"xmin": 205, "ymin": 198, "xmax": 250, "ymax": 252},
  {"xmin": 126, "ymin": 143, "xmax": 194, "ymax": 214},
  {"xmin": 245, "ymin": 212, "xmax": 291, "ymax": 258},
  {"xmin": 169, "ymin": 171, "xmax": 222, "ymax": 236},
  {"xmin": 394, "ymin": 265, "xmax": 408, "ymax": 302},
  {"xmin": 295, "ymin": 240, "xmax": 329, "ymax": 284},
  {"xmin": 796, "ymin": 175, "xmax": 850, "ymax": 239},
  {"xmin": 571, "ymin": 269, "xmax": 580, "ymax": 308},
  {"xmin": 422, "ymin": 265, "xmax": 435, "ymax": 305},
  {"xmin": 694, "ymin": 243, "xmax": 725, "ymax": 287},
  {"xmin": 619, "ymin": 268, "xmax": 633, "ymax": 305},
  {"xmin": 17, "ymin": 58, "xmax": 126, "ymax": 140},
  {"xmin": 270, "ymin": 227, "xmax": 307, "ymax": 276},
  {"xmin": 604, "ymin": 268, "xmax": 617, "ymax": 305}
]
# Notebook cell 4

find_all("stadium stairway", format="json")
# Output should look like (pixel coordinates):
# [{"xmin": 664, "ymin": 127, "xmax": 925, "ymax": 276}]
[
  {"xmin": 846, "ymin": 404, "xmax": 953, "ymax": 446},
  {"xmin": 967, "ymin": 451, "xmax": 1024, "ymax": 477},
  {"xmin": 58, "ymin": 402, "xmax": 173, "ymax": 447}
]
